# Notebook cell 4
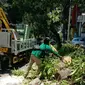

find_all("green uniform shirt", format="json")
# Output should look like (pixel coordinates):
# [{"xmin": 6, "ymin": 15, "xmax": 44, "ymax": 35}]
[{"xmin": 31, "ymin": 43, "xmax": 61, "ymax": 59}]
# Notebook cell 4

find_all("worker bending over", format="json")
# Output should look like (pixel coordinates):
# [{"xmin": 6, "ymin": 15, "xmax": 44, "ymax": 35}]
[{"xmin": 24, "ymin": 37, "xmax": 62, "ymax": 78}]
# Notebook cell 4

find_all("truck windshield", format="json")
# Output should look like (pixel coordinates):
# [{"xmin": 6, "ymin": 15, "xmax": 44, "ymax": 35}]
[{"xmin": 16, "ymin": 24, "xmax": 30, "ymax": 40}]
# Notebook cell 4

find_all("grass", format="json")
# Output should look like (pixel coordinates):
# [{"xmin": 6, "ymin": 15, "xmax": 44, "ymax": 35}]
[{"xmin": 11, "ymin": 68, "xmax": 24, "ymax": 76}]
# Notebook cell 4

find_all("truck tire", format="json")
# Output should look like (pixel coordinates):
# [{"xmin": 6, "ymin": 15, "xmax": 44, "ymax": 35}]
[{"xmin": 1, "ymin": 55, "xmax": 9, "ymax": 71}]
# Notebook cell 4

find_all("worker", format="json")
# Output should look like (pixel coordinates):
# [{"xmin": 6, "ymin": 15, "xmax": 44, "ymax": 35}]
[{"xmin": 24, "ymin": 37, "xmax": 63, "ymax": 78}]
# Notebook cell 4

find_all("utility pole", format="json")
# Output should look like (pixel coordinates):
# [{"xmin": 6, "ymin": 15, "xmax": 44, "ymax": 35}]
[{"xmin": 67, "ymin": 0, "xmax": 71, "ymax": 41}]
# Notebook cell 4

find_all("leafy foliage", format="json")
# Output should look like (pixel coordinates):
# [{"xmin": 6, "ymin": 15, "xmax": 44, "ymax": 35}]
[
  {"xmin": 58, "ymin": 43, "xmax": 85, "ymax": 57},
  {"xmin": 40, "ymin": 57, "xmax": 59, "ymax": 79},
  {"xmin": 69, "ymin": 57, "xmax": 85, "ymax": 85},
  {"xmin": 39, "ymin": 44, "xmax": 85, "ymax": 85},
  {"xmin": 60, "ymin": 80, "xmax": 69, "ymax": 85},
  {"xmin": 11, "ymin": 69, "xmax": 24, "ymax": 76},
  {"xmin": 6, "ymin": 0, "xmax": 68, "ymax": 36}
]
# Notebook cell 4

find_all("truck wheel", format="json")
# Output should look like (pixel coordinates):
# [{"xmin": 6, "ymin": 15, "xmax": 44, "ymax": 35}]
[{"xmin": 1, "ymin": 55, "xmax": 9, "ymax": 71}]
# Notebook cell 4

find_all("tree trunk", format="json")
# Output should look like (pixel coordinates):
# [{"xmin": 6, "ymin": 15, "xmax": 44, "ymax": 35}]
[
  {"xmin": 50, "ymin": 24, "xmax": 62, "ymax": 50},
  {"xmin": 62, "ymin": 0, "xmax": 70, "ymax": 42}
]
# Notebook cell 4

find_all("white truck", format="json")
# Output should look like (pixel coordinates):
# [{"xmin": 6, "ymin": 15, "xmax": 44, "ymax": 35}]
[{"xmin": 0, "ymin": 8, "xmax": 37, "ymax": 70}]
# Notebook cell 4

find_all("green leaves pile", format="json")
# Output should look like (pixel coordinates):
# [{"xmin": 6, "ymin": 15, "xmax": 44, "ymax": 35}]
[
  {"xmin": 11, "ymin": 69, "xmax": 24, "ymax": 76},
  {"xmin": 40, "ymin": 57, "xmax": 59, "ymax": 79},
  {"xmin": 40, "ymin": 44, "xmax": 85, "ymax": 85}
]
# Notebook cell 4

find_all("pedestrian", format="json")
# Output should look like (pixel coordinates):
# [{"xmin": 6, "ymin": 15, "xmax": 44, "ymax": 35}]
[{"xmin": 24, "ymin": 37, "xmax": 63, "ymax": 78}]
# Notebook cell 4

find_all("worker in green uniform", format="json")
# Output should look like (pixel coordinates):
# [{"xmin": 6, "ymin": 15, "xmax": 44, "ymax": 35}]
[{"xmin": 24, "ymin": 37, "xmax": 62, "ymax": 78}]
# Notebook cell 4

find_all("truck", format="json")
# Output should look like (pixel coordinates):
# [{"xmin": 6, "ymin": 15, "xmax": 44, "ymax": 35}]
[{"xmin": 0, "ymin": 8, "xmax": 37, "ymax": 70}]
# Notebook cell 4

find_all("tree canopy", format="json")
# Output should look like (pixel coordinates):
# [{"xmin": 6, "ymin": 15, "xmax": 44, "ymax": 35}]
[{"xmin": 1, "ymin": 0, "xmax": 85, "ymax": 39}]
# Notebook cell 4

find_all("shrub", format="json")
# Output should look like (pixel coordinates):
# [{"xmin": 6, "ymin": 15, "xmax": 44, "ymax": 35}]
[{"xmin": 58, "ymin": 43, "xmax": 85, "ymax": 58}]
